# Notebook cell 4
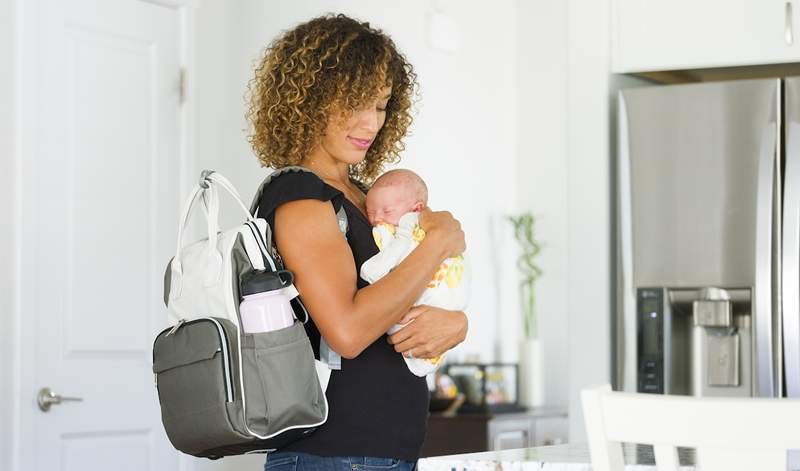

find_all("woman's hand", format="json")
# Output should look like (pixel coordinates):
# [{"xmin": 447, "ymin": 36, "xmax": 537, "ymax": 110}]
[
  {"xmin": 418, "ymin": 208, "xmax": 465, "ymax": 259},
  {"xmin": 387, "ymin": 306, "xmax": 468, "ymax": 359}
]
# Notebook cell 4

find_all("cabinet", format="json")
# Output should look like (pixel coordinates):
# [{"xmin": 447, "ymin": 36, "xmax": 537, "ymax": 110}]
[
  {"xmin": 419, "ymin": 409, "xmax": 567, "ymax": 458},
  {"xmin": 613, "ymin": 0, "xmax": 800, "ymax": 73}
]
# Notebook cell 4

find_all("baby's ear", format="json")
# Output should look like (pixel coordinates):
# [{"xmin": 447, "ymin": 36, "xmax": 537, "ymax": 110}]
[{"xmin": 412, "ymin": 201, "xmax": 424, "ymax": 212}]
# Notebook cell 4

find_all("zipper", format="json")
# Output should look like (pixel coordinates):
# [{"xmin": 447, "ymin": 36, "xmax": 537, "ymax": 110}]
[
  {"xmin": 156, "ymin": 317, "xmax": 234, "ymax": 403},
  {"xmin": 246, "ymin": 220, "xmax": 279, "ymax": 271},
  {"xmin": 166, "ymin": 318, "xmax": 186, "ymax": 336}
]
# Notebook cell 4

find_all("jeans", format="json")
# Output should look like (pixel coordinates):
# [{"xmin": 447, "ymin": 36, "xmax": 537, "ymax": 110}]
[{"xmin": 264, "ymin": 451, "xmax": 418, "ymax": 471}]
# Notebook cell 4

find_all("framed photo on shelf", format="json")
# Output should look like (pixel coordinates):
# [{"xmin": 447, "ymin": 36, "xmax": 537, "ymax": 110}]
[{"xmin": 442, "ymin": 363, "xmax": 525, "ymax": 413}]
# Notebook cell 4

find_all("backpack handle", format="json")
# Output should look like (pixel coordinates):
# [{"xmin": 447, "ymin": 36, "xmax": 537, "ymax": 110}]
[
  {"xmin": 171, "ymin": 171, "xmax": 256, "ymax": 282},
  {"xmin": 204, "ymin": 171, "xmax": 256, "ymax": 221}
]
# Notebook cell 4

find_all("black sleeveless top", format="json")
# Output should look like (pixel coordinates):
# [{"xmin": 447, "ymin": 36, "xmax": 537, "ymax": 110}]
[{"xmin": 256, "ymin": 171, "xmax": 429, "ymax": 461}]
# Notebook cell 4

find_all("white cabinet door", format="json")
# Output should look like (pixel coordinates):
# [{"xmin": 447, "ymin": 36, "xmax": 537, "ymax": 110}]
[{"xmin": 613, "ymin": 0, "xmax": 800, "ymax": 73}]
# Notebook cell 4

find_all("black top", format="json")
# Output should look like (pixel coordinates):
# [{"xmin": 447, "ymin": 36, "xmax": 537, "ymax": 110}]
[{"xmin": 256, "ymin": 171, "xmax": 430, "ymax": 461}]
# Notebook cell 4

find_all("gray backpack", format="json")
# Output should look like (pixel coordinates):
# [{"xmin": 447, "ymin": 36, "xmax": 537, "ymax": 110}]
[{"xmin": 153, "ymin": 168, "xmax": 346, "ymax": 459}]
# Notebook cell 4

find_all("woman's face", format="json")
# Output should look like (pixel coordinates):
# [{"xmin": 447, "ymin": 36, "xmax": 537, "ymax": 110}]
[{"xmin": 318, "ymin": 86, "xmax": 392, "ymax": 165}]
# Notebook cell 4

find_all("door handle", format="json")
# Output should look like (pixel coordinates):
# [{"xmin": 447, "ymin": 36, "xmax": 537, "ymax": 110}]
[
  {"xmin": 787, "ymin": 2, "xmax": 794, "ymax": 45},
  {"xmin": 37, "ymin": 387, "xmax": 83, "ymax": 412}
]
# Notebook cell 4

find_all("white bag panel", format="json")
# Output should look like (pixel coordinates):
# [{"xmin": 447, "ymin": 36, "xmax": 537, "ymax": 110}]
[
  {"xmin": 167, "ymin": 228, "xmax": 239, "ymax": 325},
  {"xmin": 166, "ymin": 174, "xmax": 273, "ymax": 326}
]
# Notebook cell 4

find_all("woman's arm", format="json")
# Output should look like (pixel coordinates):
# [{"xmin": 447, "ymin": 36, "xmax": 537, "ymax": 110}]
[{"xmin": 274, "ymin": 199, "xmax": 463, "ymax": 359}]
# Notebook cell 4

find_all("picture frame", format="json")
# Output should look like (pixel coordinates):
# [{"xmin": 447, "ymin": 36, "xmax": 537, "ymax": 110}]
[{"xmin": 442, "ymin": 363, "xmax": 525, "ymax": 413}]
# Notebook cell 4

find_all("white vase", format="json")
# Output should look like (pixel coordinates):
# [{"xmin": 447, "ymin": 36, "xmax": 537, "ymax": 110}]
[{"xmin": 518, "ymin": 337, "xmax": 545, "ymax": 408}]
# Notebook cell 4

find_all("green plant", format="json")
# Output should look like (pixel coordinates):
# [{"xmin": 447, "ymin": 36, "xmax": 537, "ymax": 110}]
[{"xmin": 507, "ymin": 212, "xmax": 543, "ymax": 339}]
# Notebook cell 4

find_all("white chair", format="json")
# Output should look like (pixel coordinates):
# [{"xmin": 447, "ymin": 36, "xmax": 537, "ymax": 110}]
[{"xmin": 581, "ymin": 384, "xmax": 800, "ymax": 471}]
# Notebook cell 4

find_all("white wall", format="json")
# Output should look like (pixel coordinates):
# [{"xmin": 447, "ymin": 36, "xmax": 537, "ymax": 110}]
[
  {"xmin": 190, "ymin": 1, "xmax": 596, "ymax": 450},
  {"xmin": 1, "ymin": 1, "xmax": 19, "ymax": 470},
  {"xmin": 516, "ymin": 0, "xmax": 623, "ymax": 440},
  {"xmin": 193, "ymin": 0, "xmax": 520, "ymax": 365},
  {"xmin": 187, "ymin": 2, "xmax": 520, "ymax": 469},
  {"xmin": 1, "ymin": 1, "xmax": 626, "ymax": 466},
  {"xmin": 515, "ymin": 0, "xmax": 570, "ymax": 408},
  {"xmin": 192, "ymin": 0, "xmax": 256, "ymax": 196},
  {"xmin": 559, "ymin": 0, "xmax": 653, "ymax": 442},
  {"xmin": 565, "ymin": 0, "xmax": 614, "ymax": 442}
]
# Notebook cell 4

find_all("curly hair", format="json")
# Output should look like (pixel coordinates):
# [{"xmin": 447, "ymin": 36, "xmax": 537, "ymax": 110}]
[{"xmin": 245, "ymin": 14, "xmax": 418, "ymax": 182}]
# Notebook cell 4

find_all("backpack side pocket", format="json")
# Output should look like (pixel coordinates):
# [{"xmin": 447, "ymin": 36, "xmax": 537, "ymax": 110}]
[{"xmin": 240, "ymin": 322, "xmax": 327, "ymax": 436}]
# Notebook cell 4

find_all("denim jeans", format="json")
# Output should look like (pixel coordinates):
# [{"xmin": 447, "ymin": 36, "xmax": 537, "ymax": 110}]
[{"xmin": 264, "ymin": 451, "xmax": 418, "ymax": 471}]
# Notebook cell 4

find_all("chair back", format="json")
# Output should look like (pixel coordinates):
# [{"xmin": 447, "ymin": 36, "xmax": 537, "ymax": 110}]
[{"xmin": 581, "ymin": 384, "xmax": 800, "ymax": 471}]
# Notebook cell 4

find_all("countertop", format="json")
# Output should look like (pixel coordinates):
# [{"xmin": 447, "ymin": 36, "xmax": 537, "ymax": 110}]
[{"xmin": 417, "ymin": 443, "xmax": 695, "ymax": 471}]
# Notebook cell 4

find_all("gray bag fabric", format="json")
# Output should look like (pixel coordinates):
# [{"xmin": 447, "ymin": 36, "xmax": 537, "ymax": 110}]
[
  {"xmin": 153, "ymin": 170, "xmax": 329, "ymax": 459},
  {"xmin": 153, "ymin": 318, "xmax": 325, "ymax": 458}
]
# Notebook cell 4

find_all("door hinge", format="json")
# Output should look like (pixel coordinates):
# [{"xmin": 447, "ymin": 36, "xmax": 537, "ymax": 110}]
[{"xmin": 179, "ymin": 67, "xmax": 187, "ymax": 104}]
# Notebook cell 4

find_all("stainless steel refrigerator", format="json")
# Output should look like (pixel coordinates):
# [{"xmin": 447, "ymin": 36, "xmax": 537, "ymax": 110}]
[{"xmin": 616, "ymin": 77, "xmax": 800, "ymax": 399}]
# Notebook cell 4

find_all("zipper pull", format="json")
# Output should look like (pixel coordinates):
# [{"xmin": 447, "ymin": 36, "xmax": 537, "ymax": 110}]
[{"xmin": 166, "ymin": 318, "xmax": 186, "ymax": 337}]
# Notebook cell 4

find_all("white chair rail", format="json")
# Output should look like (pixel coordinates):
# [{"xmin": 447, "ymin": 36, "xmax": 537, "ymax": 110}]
[{"xmin": 581, "ymin": 384, "xmax": 800, "ymax": 471}]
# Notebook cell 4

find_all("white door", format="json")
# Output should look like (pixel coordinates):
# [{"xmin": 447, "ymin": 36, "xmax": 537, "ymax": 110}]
[{"xmin": 20, "ymin": 0, "xmax": 183, "ymax": 469}]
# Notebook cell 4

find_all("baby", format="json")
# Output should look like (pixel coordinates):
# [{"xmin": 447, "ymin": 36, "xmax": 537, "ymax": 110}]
[{"xmin": 360, "ymin": 169, "xmax": 469, "ymax": 377}]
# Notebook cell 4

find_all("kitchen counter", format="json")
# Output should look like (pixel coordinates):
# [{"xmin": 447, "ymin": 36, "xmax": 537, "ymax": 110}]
[{"xmin": 417, "ymin": 443, "xmax": 695, "ymax": 471}]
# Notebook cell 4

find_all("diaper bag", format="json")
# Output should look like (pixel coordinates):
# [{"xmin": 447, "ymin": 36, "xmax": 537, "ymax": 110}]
[{"xmin": 153, "ymin": 170, "xmax": 330, "ymax": 459}]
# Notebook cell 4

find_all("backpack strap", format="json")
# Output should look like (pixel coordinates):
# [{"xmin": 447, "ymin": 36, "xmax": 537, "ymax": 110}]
[
  {"xmin": 249, "ymin": 166, "xmax": 314, "ymax": 215},
  {"xmin": 250, "ymin": 166, "xmax": 349, "ymax": 370}
]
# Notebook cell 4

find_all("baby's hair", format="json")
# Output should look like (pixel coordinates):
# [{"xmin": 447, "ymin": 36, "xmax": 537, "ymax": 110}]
[{"xmin": 372, "ymin": 169, "xmax": 428, "ymax": 204}]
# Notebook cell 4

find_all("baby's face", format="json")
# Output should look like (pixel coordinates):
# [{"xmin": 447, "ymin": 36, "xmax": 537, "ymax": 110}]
[{"xmin": 365, "ymin": 185, "xmax": 420, "ymax": 226}]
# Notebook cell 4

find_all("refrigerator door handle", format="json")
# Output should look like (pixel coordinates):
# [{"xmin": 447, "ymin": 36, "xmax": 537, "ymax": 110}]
[
  {"xmin": 784, "ymin": 82, "xmax": 800, "ymax": 398},
  {"xmin": 755, "ymin": 120, "xmax": 779, "ymax": 398},
  {"xmin": 784, "ymin": 127, "xmax": 800, "ymax": 397},
  {"xmin": 617, "ymin": 92, "xmax": 637, "ymax": 393}
]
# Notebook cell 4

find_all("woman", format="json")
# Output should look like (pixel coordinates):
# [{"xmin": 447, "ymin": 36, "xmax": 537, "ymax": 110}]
[{"xmin": 246, "ymin": 14, "xmax": 469, "ymax": 471}]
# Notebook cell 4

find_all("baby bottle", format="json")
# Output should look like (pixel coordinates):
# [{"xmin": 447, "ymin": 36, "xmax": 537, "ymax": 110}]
[{"xmin": 239, "ymin": 269, "xmax": 296, "ymax": 333}]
